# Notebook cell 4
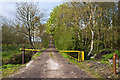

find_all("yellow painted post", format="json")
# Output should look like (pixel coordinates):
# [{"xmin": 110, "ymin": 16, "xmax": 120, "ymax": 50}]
[
  {"xmin": 81, "ymin": 51, "xmax": 84, "ymax": 61},
  {"xmin": 78, "ymin": 52, "xmax": 80, "ymax": 63}
]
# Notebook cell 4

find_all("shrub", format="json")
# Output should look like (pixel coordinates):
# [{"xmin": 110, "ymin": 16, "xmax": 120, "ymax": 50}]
[
  {"xmin": 114, "ymin": 50, "xmax": 120, "ymax": 59},
  {"xmin": 102, "ymin": 50, "xmax": 120, "ymax": 61},
  {"xmin": 9, "ymin": 52, "xmax": 34, "ymax": 64},
  {"xmin": 2, "ymin": 64, "xmax": 17, "ymax": 69},
  {"xmin": 9, "ymin": 54, "xmax": 22, "ymax": 64},
  {"xmin": 2, "ymin": 59, "xmax": 9, "ymax": 65},
  {"xmin": 102, "ymin": 53, "xmax": 113, "ymax": 61}
]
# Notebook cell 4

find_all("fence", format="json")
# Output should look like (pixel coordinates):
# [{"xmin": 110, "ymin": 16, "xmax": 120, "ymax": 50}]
[{"xmin": 59, "ymin": 50, "xmax": 84, "ymax": 63}]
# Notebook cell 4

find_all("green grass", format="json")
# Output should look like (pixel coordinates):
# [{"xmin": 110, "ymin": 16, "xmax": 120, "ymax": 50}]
[
  {"xmin": 2, "ymin": 44, "xmax": 31, "ymax": 60},
  {"xmin": 31, "ymin": 52, "xmax": 43, "ymax": 60},
  {"xmin": 32, "ymin": 48, "xmax": 46, "ymax": 59},
  {"xmin": 41, "ymin": 48, "xmax": 46, "ymax": 50},
  {"xmin": 2, "ymin": 51, "xmax": 21, "ymax": 59},
  {"xmin": 2, "ymin": 64, "xmax": 25, "ymax": 78},
  {"xmin": 50, "ymin": 52, "xmax": 54, "ymax": 57},
  {"xmin": 59, "ymin": 52, "xmax": 70, "ymax": 59}
]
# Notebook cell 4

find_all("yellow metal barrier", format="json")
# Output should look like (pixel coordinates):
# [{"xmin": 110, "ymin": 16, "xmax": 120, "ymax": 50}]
[
  {"xmin": 81, "ymin": 51, "xmax": 84, "ymax": 61},
  {"xmin": 59, "ymin": 50, "xmax": 84, "ymax": 63},
  {"xmin": 19, "ymin": 48, "xmax": 41, "ymax": 64},
  {"xmin": 62, "ymin": 52, "xmax": 78, "ymax": 61},
  {"xmin": 19, "ymin": 48, "xmax": 84, "ymax": 63},
  {"xmin": 19, "ymin": 48, "xmax": 41, "ymax": 51}
]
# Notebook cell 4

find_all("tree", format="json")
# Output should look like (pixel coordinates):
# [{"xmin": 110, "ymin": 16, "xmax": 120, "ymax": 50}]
[
  {"xmin": 16, "ymin": 2, "xmax": 44, "ymax": 48},
  {"xmin": 47, "ymin": 2, "xmax": 120, "ymax": 57}
]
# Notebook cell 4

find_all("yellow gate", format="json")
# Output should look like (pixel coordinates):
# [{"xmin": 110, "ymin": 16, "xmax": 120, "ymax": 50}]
[{"xmin": 59, "ymin": 50, "xmax": 84, "ymax": 63}]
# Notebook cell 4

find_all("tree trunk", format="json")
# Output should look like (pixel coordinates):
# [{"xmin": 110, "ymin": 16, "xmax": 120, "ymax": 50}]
[
  {"xmin": 118, "ymin": 1, "xmax": 120, "ymax": 26},
  {"xmin": 117, "ymin": 1, "xmax": 120, "ymax": 49},
  {"xmin": 88, "ymin": 30, "xmax": 94, "ymax": 56},
  {"xmin": 97, "ymin": 29, "xmax": 100, "ymax": 52},
  {"xmin": 28, "ymin": 28, "xmax": 35, "ymax": 49},
  {"xmin": 33, "ymin": 29, "xmax": 35, "ymax": 46},
  {"xmin": 85, "ymin": 30, "xmax": 87, "ymax": 46},
  {"xmin": 82, "ymin": 31, "xmax": 84, "ymax": 45}
]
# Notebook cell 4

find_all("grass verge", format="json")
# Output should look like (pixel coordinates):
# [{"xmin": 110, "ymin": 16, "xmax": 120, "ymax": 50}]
[
  {"xmin": 59, "ymin": 52, "xmax": 103, "ymax": 78},
  {"xmin": 50, "ymin": 52, "xmax": 54, "ymax": 58},
  {"xmin": 2, "ymin": 64, "xmax": 26, "ymax": 78},
  {"xmin": 31, "ymin": 48, "xmax": 46, "ymax": 59},
  {"xmin": 31, "ymin": 52, "xmax": 43, "ymax": 60}
]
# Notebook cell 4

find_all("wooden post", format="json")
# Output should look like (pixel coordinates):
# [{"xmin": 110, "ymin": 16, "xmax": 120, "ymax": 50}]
[
  {"xmin": 113, "ymin": 54, "xmax": 117, "ymax": 75},
  {"xmin": 22, "ymin": 46, "xmax": 25, "ymax": 64}
]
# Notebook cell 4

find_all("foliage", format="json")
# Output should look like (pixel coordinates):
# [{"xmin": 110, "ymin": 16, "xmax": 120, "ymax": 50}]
[
  {"xmin": 2, "ymin": 44, "xmax": 35, "ymax": 65},
  {"xmin": 102, "ymin": 53, "xmax": 114, "ymax": 61},
  {"xmin": 1, "ymin": 2, "xmax": 49, "ymax": 49},
  {"xmin": 102, "ymin": 50, "xmax": 120, "ymax": 61},
  {"xmin": 2, "ymin": 24, "xmax": 27, "ymax": 45},
  {"xmin": 46, "ymin": 2, "xmax": 120, "ymax": 58},
  {"xmin": 2, "ymin": 64, "xmax": 25, "ymax": 78},
  {"xmin": 2, "ymin": 44, "xmax": 30, "ymax": 59},
  {"xmin": 2, "ymin": 51, "xmax": 34, "ymax": 65}
]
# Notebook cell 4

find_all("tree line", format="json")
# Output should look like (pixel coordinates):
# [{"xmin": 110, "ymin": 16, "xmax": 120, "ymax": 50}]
[{"xmin": 46, "ymin": 2, "xmax": 120, "ymax": 56}]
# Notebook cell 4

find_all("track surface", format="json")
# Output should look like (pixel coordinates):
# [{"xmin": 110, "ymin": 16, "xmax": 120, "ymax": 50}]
[{"xmin": 10, "ymin": 48, "xmax": 91, "ymax": 78}]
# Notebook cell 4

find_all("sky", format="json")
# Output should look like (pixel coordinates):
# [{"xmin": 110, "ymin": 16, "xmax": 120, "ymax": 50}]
[
  {"xmin": 0, "ymin": 0, "xmax": 118, "ymax": 22},
  {"xmin": 0, "ymin": 2, "xmax": 63, "ymax": 23}
]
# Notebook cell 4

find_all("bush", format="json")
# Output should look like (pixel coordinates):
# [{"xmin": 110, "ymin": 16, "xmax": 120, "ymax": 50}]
[
  {"xmin": 9, "ymin": 54, "xmax": 22, "ymax": 64},
  {"xmin": 102, "ymin": 50, "xmax": 120, "ymax": 61},
  {"xmin": 114, "ymin": 50, "xmax": 120, "ymax": 59},
  {"xmin": 9, "ymin": 52, "xmax": 34, "ymax": 64},
  {"xmin": 102, "ymin": 53, "xmax": 113, "ymax": 61},
  {"xmin": 2, "ymin": 59, "xmax": 9, "ymax": 65},
  {"xmin": 2, "ymin": 52, "xmax": 34, "ymax": 65},
  {"xmin": 2, "ymin": 64, "xmax": 18, "ymax": 69}
]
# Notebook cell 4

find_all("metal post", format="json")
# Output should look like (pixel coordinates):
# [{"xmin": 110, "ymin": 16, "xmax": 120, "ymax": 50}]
[
  {"xmin": 22, "ymin": 46, "xmax": 25, "ymax": 64},
  {"xmin": 113, "ymin": 54, "xmax": 117, "ymax": 75},
  {"xmin": 78, "ymin": 52, "xmax": 80, "ymax": 63},
  {"xmin": 81, "ymin": 51, "xmax": 84, "ymax": 61}
]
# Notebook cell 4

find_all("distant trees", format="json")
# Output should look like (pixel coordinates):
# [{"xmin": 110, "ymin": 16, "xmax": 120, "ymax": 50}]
[
  {"xmin": 2, "ymin": 19, "xmax": 27, "ymax": 45},
  {"xmin": 46, "ymin": 2, "xmax": 120, "ymax": 56}
]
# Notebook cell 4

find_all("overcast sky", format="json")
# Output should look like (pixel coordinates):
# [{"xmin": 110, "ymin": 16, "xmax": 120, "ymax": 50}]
[{"xmin": 0, "ymin": 2, "xmax": 63, "ymax": 23}]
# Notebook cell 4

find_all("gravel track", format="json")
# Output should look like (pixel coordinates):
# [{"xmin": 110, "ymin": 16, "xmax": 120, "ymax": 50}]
[{"xmin": 10, "ymin": 48, "xmax": 91, "ymax": 78}]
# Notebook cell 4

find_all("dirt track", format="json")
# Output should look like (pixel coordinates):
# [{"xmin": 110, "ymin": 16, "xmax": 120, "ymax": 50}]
[{"xmin": 9, "ymin": 48, "xmax": 91, "ymax": 78}]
